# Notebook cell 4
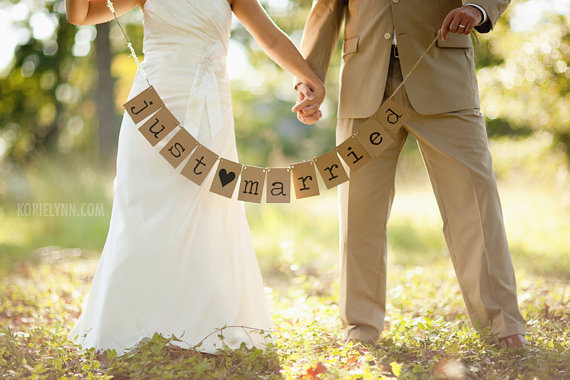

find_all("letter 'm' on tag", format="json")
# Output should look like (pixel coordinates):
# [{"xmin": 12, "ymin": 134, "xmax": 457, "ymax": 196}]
[
  {"xmin": 290, "ymin": 161, "xmax": 320, "ymax": 199},
  {"xmin": 355, "ymin": 118, "xmax": 395, "ymax": 157},
  {"xmin": 375, "ymin": 98, "xmax": 407, "ymax": 131},
  {"xmin": 210, "ymin": 159, "xmax": 243, "ymax": 199},
  {"xmin": 138, "ymin": 107, "xmax": 180, "ymax": 146},
  {"xmin": 123, "ymin": 86, "xmax": 164, "ymax": 124},
  {"xmin": 159, "ymin": 128, "xmax": 199, "ymax": 168},
  {"xmin": 266, "ymin": 168, "xmax": 291, "ymax": 204},
  {"xmin": 181, "ymin": 144, "xmax": 218, "ymax": 185},
  {"xmin": 314, "ymin": 150, "xmax": 349, "ymax": 190},
  {"xmin": 238, "ymin": 166, "xmax": 266, "ymax": 203},
  {"xmin": 336, "ymin": 136, "xmax": 372, "ymax": 172}
]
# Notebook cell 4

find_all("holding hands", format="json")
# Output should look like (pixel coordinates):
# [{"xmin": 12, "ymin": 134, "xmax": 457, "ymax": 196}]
[{"xmin": 292, "ymin": 82, "xmax": 324, "ymax": 125}]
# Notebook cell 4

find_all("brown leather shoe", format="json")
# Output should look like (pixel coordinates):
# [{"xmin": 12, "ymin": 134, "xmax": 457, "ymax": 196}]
[{"xmin": 499, "ymin": 334, "xmax": 529, "ymax": 349}]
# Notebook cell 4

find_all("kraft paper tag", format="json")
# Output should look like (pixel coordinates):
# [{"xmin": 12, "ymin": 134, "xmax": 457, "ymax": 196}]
[
  {"xmin": 375, "ymin": 98, "xmax": 407, "ymax": 131},
  {"xmin": 336, "ymin": 136, "xmax": 372, "ymax": 172},
  {"xmin": 123, "ymin": 86, "xmax": 164, "ymax": 124},
  {"xmin": 238, "ymin": 166, "xmax": 266, "ymax": 203},
  {"xmin": 210, "ymin": 159, "xmax": 243, "ymax": 199},
  {"xmin": 181, "ymin": 144, "xmax": 218, "ymax": 185},
  {"xmin": 314, "ymin": 150, "xmax": 349, "ymax": 190},
  {"xmin": 290, "ymin": 161, "xmax": 320, "ymax": 199},
  {"xmin": 355, "ymin": 118, "xmax": 395, "ymax": 157},
  {"xmin": 138, "ymin": 107, "xmax": 180, "ymax": 146},
  {"xmin": 159, "ymin": 128, "xmax": 199, "ymax": 168},
  {"xmin": 266, "ymin": 168, "xmax": 291, "ymax": 204}
]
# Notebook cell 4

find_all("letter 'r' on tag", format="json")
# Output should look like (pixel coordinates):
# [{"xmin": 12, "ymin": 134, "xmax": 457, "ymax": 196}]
[
  {"xmin": 266, "ymin": 168, "xmax": 291, "ymax": 204},
  {"xmin": 181, "ymin": 144, "xmax": 218, "ymax": 186},
  {"xmin": 355, "ymin": 118, "xmax": 395, "ymax": 157},
  {"xmin": 123, "ymin": 86, "xmax": 164, "ymax": 124},
  {"xmin": 375, "ymin": 98, "xmax": 407, "ymax": 131},
  {"xmin": 138, "ymin": 107, "xmax": 180, "ymax": 146},
  {"xmin": 336, "ymin": 136, "xmax": 372, "ymax": 172},
  {"xmin": 314, "ymin": 150, "xmax": 349, "ymax": 190},
  {"xmin": 210, "ymin": 158, "xmax": 243, "ymax": 199},
  {"xmin": 290, "ymin": 161, "xmax": 320, "ymax": 199},
  {"xmin": 159, "ymin": 128, "xmax": 198, "ymax": 168},
  {"xmin": 238, "ymin": 166, "xmax": 266, "ymax": 203}
]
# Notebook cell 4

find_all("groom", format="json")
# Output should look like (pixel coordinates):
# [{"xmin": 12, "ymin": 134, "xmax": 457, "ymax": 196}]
[{"xmin": 293, "ymin": 0, "xmax": 528, "ymax": 348}]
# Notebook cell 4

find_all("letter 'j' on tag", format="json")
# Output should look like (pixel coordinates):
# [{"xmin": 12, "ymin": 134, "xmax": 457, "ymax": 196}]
[
  {"xmin": 375, "ymin": 98, "xmax": 407, "ymax": 131},
  {"xmin": 238, "ymin": 166, "xmax": 266, "ymax": 203},
  {"xmin": 314, "ymin": 150, "xmax": 348, "ymax": 190},
  {"xmin": 336, "ymin": 136, "xmax": 372, "ymax": 172},
  {"xmin": 138, "ymin": 107, "xmax": 180, "ymax": 146},
  {"xmin": 123, "ymin": 86, "xmax": 164, "ymax": 124},
  {"xmin": 290, "ymin": 161, "xmax": 319, "ymax": 199},
  {"xmin": 266, "ymin": 168, "xmax": 291, "ymax": 204},
  {"xmin": 355, "ymin": 118, "xmax": 395, "ymax": 157},
  {"xmin": 159, "ymin": 128, "xmax": 198, "ymax": 168},
  {"xmin": 181, "ymin": 144, "xmax": 218, "ymax": 186},
  {"xmin": 210, "ymin": 158, "xmax": 243, "ymax": 199}
]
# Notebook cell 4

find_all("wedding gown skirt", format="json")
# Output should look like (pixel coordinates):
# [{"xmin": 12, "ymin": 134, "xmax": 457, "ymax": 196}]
[{"xmin": 68, "ymin": 0, "xmax": 272, "ymax": 355}]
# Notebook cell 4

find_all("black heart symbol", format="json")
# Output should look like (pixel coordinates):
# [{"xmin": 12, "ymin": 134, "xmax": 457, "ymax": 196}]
[{"xmin": 219, "ymin": 169, "xmax": 236, "ymax": 187}]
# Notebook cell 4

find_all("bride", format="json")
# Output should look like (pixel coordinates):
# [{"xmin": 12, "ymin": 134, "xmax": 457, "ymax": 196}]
[{"xmin": 66, "ymin": 0, "xmax": 324, "ymax": 355}]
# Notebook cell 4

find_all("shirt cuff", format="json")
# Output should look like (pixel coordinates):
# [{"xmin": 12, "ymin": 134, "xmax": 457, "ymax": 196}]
[{"xmin": 464, "ymin": 3, "xmax": 487, "ymax": 26}]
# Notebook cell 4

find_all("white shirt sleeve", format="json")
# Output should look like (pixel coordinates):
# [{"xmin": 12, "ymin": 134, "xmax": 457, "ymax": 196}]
[{"xmin": 464, "ymin": 3, "xmax": 488, "ymax": 25}]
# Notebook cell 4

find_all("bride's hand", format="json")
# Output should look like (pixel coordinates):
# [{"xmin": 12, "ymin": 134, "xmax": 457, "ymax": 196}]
[{"xmin": 292, "ymin": 82, "xmax": 324, "ymax": 125}]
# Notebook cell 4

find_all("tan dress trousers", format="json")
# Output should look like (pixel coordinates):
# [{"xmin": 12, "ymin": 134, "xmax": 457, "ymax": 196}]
[{"xmin": 337, "ymin": 55, "xmax": 526, "ymax": 343}]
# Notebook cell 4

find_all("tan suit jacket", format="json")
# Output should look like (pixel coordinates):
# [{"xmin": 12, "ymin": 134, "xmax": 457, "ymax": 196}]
[{"xmin": 300, "ymin": 0, "xmax": 510, "ymax": 118}]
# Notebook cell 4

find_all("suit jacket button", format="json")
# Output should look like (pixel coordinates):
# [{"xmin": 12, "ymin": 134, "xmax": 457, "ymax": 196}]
[{"xmin": 384, "ymin": 32, "xmax": 391, "ymax": 40}]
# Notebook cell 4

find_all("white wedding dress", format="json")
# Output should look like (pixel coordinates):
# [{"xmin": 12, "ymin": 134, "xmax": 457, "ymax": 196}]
[{"xmin": 68, "ymin": 0, "xmax": 272, "ymax": 355}]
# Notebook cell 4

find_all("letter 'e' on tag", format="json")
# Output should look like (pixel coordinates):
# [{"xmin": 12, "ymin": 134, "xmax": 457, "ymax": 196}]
[
  {"xmin": 238, "ymin": 166, "xmax": 266, "ymax": 203},
  {"xmin": 266, "ymin": 168, "xmax": 291, "ymax": 204},
  {"xmin": 138, "ymin": 107, "xmax": 180, "ymax": 146},
  {"xmin": 336, "ymin": 136, "xmax": 372, "ymax": 172},
  {"xmin": 159, "ymin": 128, "xmax": 198, "ymax": 168},
  {"xmin": 290, "ymin": 161, "xmax": 320, "ymax": 199},
  {"xmin": 210, "ymin": 158, "xmax": 243, "ymax": 199},
  {"xmin": 375, "ymin": 98, "xmax": 407, "ymax": 131},
  {"xmin": 181, "ymin": 144, "xmax": 218, "ymax": 186},
  {"xmin": 355, "ymin": 118, "xmax": 395, "ymax": 157},
  {"xmin": 314, "ymin": 150, "xmax": 348, "ymax": 190},
  {"xmin": 123, "ymin": 86, "xmax": 164, "ymax": 124}
]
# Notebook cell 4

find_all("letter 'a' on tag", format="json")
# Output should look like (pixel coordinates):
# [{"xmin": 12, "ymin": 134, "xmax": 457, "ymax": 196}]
[
  {"xmin": 123, "ymin": 86, "xmax": 164, "ymax": 124},
  {"xmin": 290, "ymin": 161, "xmax": 320, "ymax": 199},
  {"xmin": 138, "ymin": 107, "xmax": 180, "ymax": 146},
  {"xmin": 159, "ymin": 127, "xmax": 199, "ymax": 168},
  {"xmin": 375, "ymin": 98, "xmax": 407, "ymax": 131},
  {"xmin": 336, "ymin": 136, "xmax": 372, "ymax": 172},
  {"xmin": 355, "ymin": 118, "xmax": 395, "ymax": 157},
  {"xmin": 238, "ymin": 166, "xmax": 266, "ymax": 203},
  {"xmin": 314, "ymin": 150, "xmax": 349, "ymax": 190},
  {"xmin": 266, "ymin": 168, "xmax": 291, "ymax": 204},
  {"xmin": 181, "ymin": 144, "xmax": 218, "ymax": 186},
  {"xmin": 210, "ymin": 158, "xmax": 243, "ymax": 199}
]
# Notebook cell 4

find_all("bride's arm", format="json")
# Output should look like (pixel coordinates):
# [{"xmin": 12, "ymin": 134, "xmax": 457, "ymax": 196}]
[{"xmin": 66, "ymin": 0, "xmax": 143, "ymax": 25}]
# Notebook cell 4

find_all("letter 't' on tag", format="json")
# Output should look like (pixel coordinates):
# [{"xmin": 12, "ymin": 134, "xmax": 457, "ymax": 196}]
[
  {"xmin": 181, "ymin": 144, "xmax": 218, "ymax": 185},
  {"xmin": 290, "ymin": 161, "xmax": 320, "ymax": 199},
  {"xmin": 375, "ymin": 98, "xmax": 407, "ymax": 131},
  {"xmin": 266, "ymin": 168, "xmax": 291, "ymax": 204},
  {"xmin": 138, "ymin": 107, "xmax": 180, "ymax": 146},
  {"xmin": 355, "ymin": 118, "xmax": 395, "ymax": 157},
  {"xmin": 314, "ymin": 150, "xmax": 349, "ymax": 190},
  {"xmin": 336, "ymin": 136, "xmax": 372, "ymax": 172},
  {"xmin": 238, "ymin": 166, "xmax": 266, "ymax": 203},
  {"xmin": 210, "ymin": 158, "xmax": 243, "ymax": 199},
  {"xmin": 123, "ymin": 86, "xmax": 164, "ymax": 124},
  {"xmin": 159, "ymin": 128, "xmax": 199, "ymax": 168}
]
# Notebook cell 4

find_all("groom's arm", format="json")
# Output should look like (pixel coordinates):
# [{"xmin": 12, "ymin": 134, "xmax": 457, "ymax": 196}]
[{"xmin": 466, "ymin": 0, "xmax": 511, "ymax": 33}]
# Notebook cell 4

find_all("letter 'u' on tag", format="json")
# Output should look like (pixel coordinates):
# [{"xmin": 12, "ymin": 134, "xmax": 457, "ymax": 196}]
[
  {"xmin": 123, "ymin": 86, "xmax": 164, "ymax": 124},
  {"xmin": 266, "ymin": 168, "xmax": 291, "ymax": 204},
  {"xmin": 138, "ymin": 107, "xmax": 179, "ymax": 146},
  {"xmin": 375, "ymin": 98, "xmax": 407, "ymax": 131},
  {"xmin": 290, "ymin": 161, "xmax": 320, "ymax": 199},
  {"xmin": 159, "ymin": 128, "xmax": 199, "ymax": 168},
  {"xmin": 355, "ymin": 118, "xmax": 395, "ymax": 157},
  {"xmin": 336, "ymin": 136, "xmax": 372, "ymax": 172},
  {"xmin": 314, "ymin": 150, "xmax": 349, "ymax": 190},
  {"xmin": 210, "ymin": 158, "xmax": 243, "ymax": 199},
  {"xmin": 238, "ymin": 166, "xmax": 266, "ymax": 203},
  {"xmin": 181, "ymin": 144, "xmax": 218, "ymax": 186}
]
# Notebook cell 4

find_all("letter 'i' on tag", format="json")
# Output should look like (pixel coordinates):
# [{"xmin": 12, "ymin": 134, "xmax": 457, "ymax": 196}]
[
  {"xmin": 238, "ymin": 166, "xmax": 266, "ymax": 203},
  {"xmin": 314, "ymin": 150, "xmax": 349, "ymax": 190},
  {"xmin": 355, "ymin": 118, "xmax": 395, "ymax": 157},
  {"xmin": 375, "ymin": 98, "xmax": 407, "ymax": 131},
  {"xmin": 290, "ymin": 161, "xmax": 320, "ymax": 199},
  {"xmin": 138, "ymin": 107, "xmax": 180, "ymax": 146},
  {"xmin": 266, "ymin": 168, "xmax": 291, "ymax": 204},
  {"xmin": 336, "ymin": 136, "xmax": 372, "ymax": 172},
  {"xmin": 159, "ymin": 128, "xmax": 199, "ymax": 168},
  {"xmin": 123, "ymin": 86, "xmax": 164, "ymax": 124},
  {"xmin": 181, "ymin": 144, "xmax": 218, "ymax": 186},
  {"xmin": 210, "ymin": 158, "xmax": 243, "ymax": 199}
]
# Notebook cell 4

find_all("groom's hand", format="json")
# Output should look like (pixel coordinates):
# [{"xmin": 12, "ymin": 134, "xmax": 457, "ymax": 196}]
[
  {"xmin": 439, "ymin": 5, "xmax": 483, "ymax": 41},
  {"xmin": 292, "ymin": 83, "xmax": 323, "ymax": 125}
]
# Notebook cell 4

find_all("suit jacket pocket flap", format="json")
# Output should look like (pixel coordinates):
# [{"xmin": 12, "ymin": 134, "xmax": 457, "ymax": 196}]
[
  {"xmin": 343, "ymin": 36, "xmax": 359, "ymax": 56},
  {"xmin": 436, "ymin": 32, "xmax": 473, "ymax": 48}
]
